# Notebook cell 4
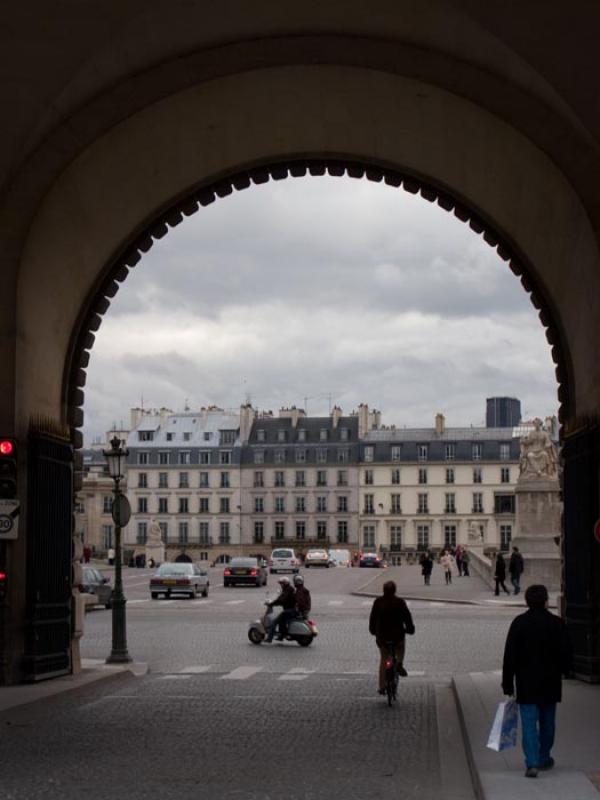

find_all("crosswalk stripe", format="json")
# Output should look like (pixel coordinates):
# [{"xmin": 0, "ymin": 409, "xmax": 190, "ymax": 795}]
[
  {"xmin": 225, "ymin": 600, "xmax": 246, "ymax": 605},
  {"xmin": 190, "ymin": 599, "xmax": 213, "ymax": 605},
  {"xmin": 177, "ymin": 665, "xmax": 213, "ymax": 674},
  {"xmin": 161, "ymin": 674, "xmax": 192, "ymax": 680},
  {"xmin": 221, "ymin": 666, "xmax": 263, "ymax": 680},
  {"xmin": 327, "ymin": 600, "xmax": 343, "ymax": 606}
]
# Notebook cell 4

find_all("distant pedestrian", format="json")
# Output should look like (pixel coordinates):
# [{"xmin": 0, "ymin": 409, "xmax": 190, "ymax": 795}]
[
  {"xmin": 462, "ymin": 547, "xmax": 470, "ymax": 577},
  {"xmin": 502, "ymin": 584, "xmax": 572, "ymax": 778},
  {"xmin": 509, "ymin": 546, "xmax": 525, "ymax": 595},
  {"xmin": 440, "ymin": 550, "xmax": 454, "ymax": 585},
  {"xmin": 494, "ymin": 552, "xmax": 510, "ymax": 595},
  {"xmin": 455, "ymin": 545, "xmax": 463, "ymax": 576},
  {"xmin": 107, "ymin": 547, "xmax": 115, "ymax": 566},
  {"xmin": 83, "ymin": 546, "xmax": 91, "ymax": 563},
  {"xmin": 420, "ymin": 551, "xmax": 433, "ymax": 586}
]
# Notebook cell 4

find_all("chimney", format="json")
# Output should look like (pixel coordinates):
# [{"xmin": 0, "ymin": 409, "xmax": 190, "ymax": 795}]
[
  {"xmin": 239, "ymin": 403, "xmax": 256, "ymax": 445},
  {"xmin": 278, "ymin": 406, "xmax": 306, "ymax": 428},
  {"xmin": 371, "ymin": 409, "xmax": 382, "ymax": 430},
  {"xmin": 435, "ymin": 413, "xmax": 445, "ymax": 435},
  {"xmin": 331, "ymin": 406, "xmax": 343, "ymax": 429},
  {"xmin": 130, "ymin": 407, "xmax": 144, "ymax": 430},
  {"xmin": 358, "ymin": 404, "xmax": 369, "ymax": 438}
]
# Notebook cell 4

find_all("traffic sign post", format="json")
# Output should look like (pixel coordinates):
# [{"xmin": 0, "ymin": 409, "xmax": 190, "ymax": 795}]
[{"xmin": 0, "ymin": 499, "xmax": 19, "ymax": 540}]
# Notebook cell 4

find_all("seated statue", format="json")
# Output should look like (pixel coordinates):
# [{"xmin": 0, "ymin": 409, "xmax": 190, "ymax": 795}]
[{"xmin": 519, "ymin": 418, "xmax": 558, "ymax": 480}]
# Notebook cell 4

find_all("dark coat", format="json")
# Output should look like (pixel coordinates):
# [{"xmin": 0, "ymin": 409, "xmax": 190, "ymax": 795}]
[
  {"xmin": 502, "ymin": 608, "xmax": 572, "ymax": 704},
  {"xmin": 494, "ymin": 555, "xmax": 506, "ymax": 580},
  {"xmin": 509, "ymin": 551, "xmax": 524, "ymax": 576},
  {"xmin": 420, "ymin": 555, "xmax": 433, "ymax": 576},
  {"xmin": 369, "ymin": 595, "xmax": 415, "ymax": 646},
  {"xmin": 295, "ymin": 586, "xmax": 311, "ymax": 615},
  {"xmin": 271, "ymin": 584, "xmax": 296, "ymax": 610}
]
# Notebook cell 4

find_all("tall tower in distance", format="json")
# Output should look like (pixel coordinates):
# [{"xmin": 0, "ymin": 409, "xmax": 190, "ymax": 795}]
[{"xmin": 486, "ymin": 396, "xmax": 522, "ymax": 428}]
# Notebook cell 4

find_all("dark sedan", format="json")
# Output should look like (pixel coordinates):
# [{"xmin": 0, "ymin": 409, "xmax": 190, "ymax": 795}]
[
  {"xmin": 224, "ymin": 557, "xmax": 268, "ymax": 587},
  {"xmin": 359, "ymin": 553, "xmax": 383, "ymax": 568}
]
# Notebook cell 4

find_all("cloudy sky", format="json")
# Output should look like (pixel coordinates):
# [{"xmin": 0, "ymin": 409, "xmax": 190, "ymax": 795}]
[{"xmin": 84, "ymin": 176, "xmax": 557, "ymax": 443}]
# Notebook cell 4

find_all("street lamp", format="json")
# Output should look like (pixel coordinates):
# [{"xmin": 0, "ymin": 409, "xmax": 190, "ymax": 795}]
[{"xmin": 103, "ymin": 435, "xmax": 132, "ymax": 664}]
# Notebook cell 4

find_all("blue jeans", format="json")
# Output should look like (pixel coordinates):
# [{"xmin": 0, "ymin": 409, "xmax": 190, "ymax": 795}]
[
  {"xmin": 519, "ymin": 703, "xmax": 556, "ymax": 769},
  {"xmin": 510, "ymin": 574, "xmax": 521, "ymax": 594}
]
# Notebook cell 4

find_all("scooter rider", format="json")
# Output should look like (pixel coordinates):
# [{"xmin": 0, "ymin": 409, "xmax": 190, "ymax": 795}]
[
  {"xmin": 266, "ymin": 577, "xmax": 296, "ymax": 642},
  {"xmin": 294, "ymin": 574, "xmax": 311, "ymax": 618}
]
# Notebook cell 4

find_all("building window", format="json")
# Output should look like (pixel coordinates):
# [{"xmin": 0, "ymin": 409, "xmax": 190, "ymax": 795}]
[
  {"xmin": 445, "ymin": 468, "xmax": 455, "ymax": 484},
  {"xmin": 254, "ymin": 497, "xmax": 264, "ymax": 513},
  {"xmin": 391, "ymin": 445, "xmax": 401, "ymax": 462},
  {"xmin": 159, "ymin": 522, "xmax": 168, "ymax": 542},
  {"xmin": 137, "ymin": 522, "xmax": 148, "ymax": 545},
  {"xmin": 337, "ymin": 470, "xmax": 348, "ymax": 487},
  {"xmin": 445, "ymin": 443, "xmax": 455, "ymax": 461},
  {"xmin": 274, "ymin": 496, "xmax": 285, "ymax": 513},
  {"xmin": 473, "ymin": 467, "xmax": 482, "ymax": 484},
  {"xmin": 138, "ymin": 452, "xmax": 149, "ymax": 465},
  {"xmin": 317, "ymin": 470, "xmax": 327, "ymax": 486},
  {"xmin": 364, "ymin": 446, "xmax": 374, "ymax": 463},
  {"xmin": 274, "ymin": 449, "xmax": 285, "ymax": 464},
  {"xmin": 183, "ymin": 432, "xmax": 191, "ymax": 442},
  {"xmin": 363, "ymin": 525, "xmax": 375, "ymax": 548},
  {"xmin": 275, "ymin": 471, "xmax": 285, "ymax": 487},
  {"xmin": 337, "ymin": 521, "xmax": 348, "ymax": 543},
  {"xmin": 494, "ymin": 494, "xmax": 515, "ymax": 514},
  {"xmin": 199, "ymin": 451, "xmax": 210, "ymax": 464},
  {"xmin": 390, "ymin": 525, "xmax": 402, "ymax": 548},
  {"xmin": 363, "ymin": 494, "xmax": 374, "ymax": 514},
  {"xmin": 391, "ymin": 494, "xmax": 401, "ymax": 514},
  {"xmin": 178, "ymin": 522, "xmax": 189, "ymax": 544},
  {"xmin": 445, "ymin": 493, "xmax": 456, "ymax": 514},
  {"xmin": 102, "ymin": 525, "xmax": 113, "ymax": 549},
  {"xmin": 179, "ymin": 451, "xmax": 190, "ymax": 465},
  {"xmin": 501, "ymin": 467, "xmax": 510, "ymax": 483},
  {"xmin": 337, "ymin": 496, "xmax": 348, "ymax": 513},
  {"xmin": 277, "ymin": 430, "xmax": 286, "ymax": 443},
  {"xmin": 296, "ymin": 521, "xmax": 306, "ymax": 539},
  {"xmin": 219, "ymin": 522, "xmax": 230, "ymax": 544},
  {"xmin": 274, "ymin": 521, "xmax": 285, "ymax": 540},
  {"xmin": 296, "ymin": 449, "xmax": 306, "ymax": 463},
  {"xmin": 178, "ymin": 497, "xmax": 189, "ymax": 514},
  {"xmin": 179, "ymin": 472, "xmax": 189, "ymax": 489},
  {"xmin": 317, "ymin": 496, "xmax": 327, "ymax": 513},
  {"xmin": 472, "ymin": 443, "xmax": 482, "ymax": 461},
  {"xmin": 253, "ymin": 471, "xmax": 263, "ymax": 488},
  {"xmin": 199, "ymin": 522, "xmax": 210, "ymax": 544},
  {"xmin": 102, "ymin": 495, "xmax": 113, "ymax": 513},
  {"xmin": 199, "ymin": 551, "xmax": 209, "ymax": 561},
  {"xmin": 254, "ymin": 450, "xmax": 264, "ymax": 464},
  {"xmin": 158, "ymin": 497, "xmax": 169, "ymax": 514},
  {"xmin": 417, "ymin": 493, "xmax": 429, "ymax": 514},
  {"xmin": 417, "ymin": 524, "xmax": 429, "ymax": 551},
  {"xmin": 199, "ymin": 472, "xmax": 209, "ymax": 488},
  {"xmin": 220, "ymin": 451, "xmax": 231, "ymax": 465},
  {"xmin": 317, "ymin": 521, "xmax": 327, "ymax": 540},
  {"xmin": 257, "ymin": 429, "xmax": 265, "ymax": 442},
  {"xmin": 203, "ymin": 432, "xmax": 211, "ymax": 442},
  {"xmin": 472, "ymin": 492, "xmax": 484, "ymax": 513},
  {"xmin": 254, "ymin": 521, "xmax": 264, "ymax": 543},
  {"xmin": 444, "ymin": 524, "xmax": 457, "ymax": 548},
  {"xmin": 499, "ymin": 443, "xmax": 511, "ymax": 461},
  {"xmin": 159, "ymin": 451, "xmax": 169, "ymax": 465},
  {"xmin": 137, "ymin": 497, "xmax": 148, "ymax": 513},
  {"xmin": 138, "ymin": 431, "xmax": 154, "ymax": 442},
  {"xmin": 418, "ymin": 468, "xmax": 428, "ymax": 485},
  {"xmin": 166, "ymin": 433, "xmax": 173, "ymax": 441},
  {"xmin": 295, "ymin": 471, "xmax": 305, "ymax": 487},
  {"xmin": 295, "ymin": 497, "xmax": 306, "ymax": 513},
  {"xmin": 75, "ymin": 500, "xmax": 85, "ymax": 514},
  {"xmin": 500, "ymin": 524, "xmax": 512, "ymax": 551},
  {"xmin": 297, "ymin": 429, "xmax": 306, "ymax": 442},
  {"xmin": 391, "ymin": 468, "xmax": 401, "ymax": 485},
  {"xmin": 340, "ymin": 428, "xmax": 349, "ymax": 441},
  {"xmin": 317, "ymin": 448, "xmax": 327, "ymax": 463},
  {"xmin": 220, "ymin": 430, "xmax": 236, "ymax": 446},
  {"xmin": 338, "ymin": 448, "xmax": 349, "ymax": 463},
  {"xmin": 199, "ymin": 497, "xmax": 209, "ymax": 513},
  {"xmin": 417, "ymin": 445, "xmax": 428, "ymax": 462},
  {"xmin": 220, "ymin": 472, "xmax": 230, "ymax": 488},
  {"xmin": 218, "ymin": 497, "xmax": 229, "ymax": 514},
  {"xmin": 364, "ymin": 469, "xmax": 373, "ymax": 485},
  {"xmin": 158, "ymin": 472, "xmax": 168, "ymax": 488}
]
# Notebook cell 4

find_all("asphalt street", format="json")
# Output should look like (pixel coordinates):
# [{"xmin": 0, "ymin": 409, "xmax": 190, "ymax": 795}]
[{"xmin": 0, "ymin": 566, "xmax": 522, "ymax": 800}]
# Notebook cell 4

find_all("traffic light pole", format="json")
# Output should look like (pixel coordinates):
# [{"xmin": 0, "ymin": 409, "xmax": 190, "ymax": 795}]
[{"xmin": 106, "ymin": 477, "xmax": 132, "ymax": 664}]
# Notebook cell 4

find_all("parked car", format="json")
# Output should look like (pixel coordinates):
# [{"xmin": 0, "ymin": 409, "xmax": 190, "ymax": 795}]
[
  {"xmin": 304, "ymin": 549, "xmax": 330, "ymax": 568},
  {"xmin": 328, "ymin": 548, "xmax": 351, "ymax": 567},
  {"xmin": 81, "ymin": 567, "xmax": 112, "ymax": 609},
  {"xmin": 269, "ymin": 548, "xmax": 300, "ymax": 574},
  {"xmin": 359, "ymin": 553, "xmax": 383, "ymax": 568},
  {"xmin": 150, "ymin": 563, "xmax": 210, "ymax": 599},
  {"xmin": 224, "ymin": 557, "xmax": 268, "ymax": 587}
]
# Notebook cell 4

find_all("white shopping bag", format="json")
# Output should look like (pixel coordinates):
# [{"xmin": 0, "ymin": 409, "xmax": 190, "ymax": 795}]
[{"xmin": 486, "ymin": 700, "xmax": 518, "ymax": 752}]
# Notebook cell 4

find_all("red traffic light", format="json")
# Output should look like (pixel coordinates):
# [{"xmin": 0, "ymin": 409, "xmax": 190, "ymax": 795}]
[{"xmin": 0, "ymin": 440, "xmax": 14, "ymax": 456}]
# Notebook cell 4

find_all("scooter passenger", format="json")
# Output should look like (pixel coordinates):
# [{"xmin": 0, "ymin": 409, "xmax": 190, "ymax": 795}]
[
  {"xmin": 293, "ymin": 574, "xmax": 311, "ymax": 618},
  {"xmin": 266, "ymin": 577, "xmax": 296, "ymax": 642}
]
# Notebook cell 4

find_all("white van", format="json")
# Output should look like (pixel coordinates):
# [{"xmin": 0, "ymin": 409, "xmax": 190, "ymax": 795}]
[{"xmin": 269, "ymin": 548, "xmax": 300, "ymax": 574}]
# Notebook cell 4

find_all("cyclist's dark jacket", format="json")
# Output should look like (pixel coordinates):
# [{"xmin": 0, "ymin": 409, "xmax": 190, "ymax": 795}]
[
  {"xmin": 369, "ymin": 596, "xmax": 415, "ymax": 646},
  {"xmin": 272, "ymin": 584, "xmax": 296, "ymax": 610},
  {"xmin": 295, "ymin": 586, "xmax": 312, "ymax": 615}
]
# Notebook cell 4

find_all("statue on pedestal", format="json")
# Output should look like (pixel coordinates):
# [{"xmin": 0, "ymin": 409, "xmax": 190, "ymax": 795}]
[
  {"xmin": 145, "ymin": 518, "xmax": 165, "ymax": 567},
  {"xmin": 519, "ymin": 418, "xmax": 558, "ymax": 481}
]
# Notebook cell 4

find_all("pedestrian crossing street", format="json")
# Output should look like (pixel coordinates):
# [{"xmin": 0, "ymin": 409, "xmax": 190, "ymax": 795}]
[{"xmin": 158, "ymin": 664, "xmax": 427, "ymax": 681}]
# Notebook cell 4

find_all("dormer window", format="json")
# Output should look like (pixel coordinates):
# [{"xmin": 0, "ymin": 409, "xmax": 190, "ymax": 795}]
[
  {"xmin": 138, "ymin": 431, "xmax": 154, "ymax": 441},
  {"xmin": 298, "ymin": 430, "xmax": 306, "ymax": 442},
  {"xmin": 257, "ymin": 429, "xmax": 265, "ymax": 442},
  {"xmin": 277, "ymin": 430, "xmax": 286, "ymax": 443},
  {"xmin": 320, "ymin": 429, "xmax": 328, "ymax": 441}
]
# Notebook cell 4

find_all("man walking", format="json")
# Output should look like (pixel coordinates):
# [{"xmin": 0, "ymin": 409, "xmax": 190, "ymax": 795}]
[
  {"xmin": 369, "ymin": 580, "xmax": 415, "ymax": 694},
  {"xmin": 502, "ymin": 584, "xmax": 571, "ymax": 778},
  {"xmin": 508, "ymin": 545, "xmax": 524, "ymax": 595}
]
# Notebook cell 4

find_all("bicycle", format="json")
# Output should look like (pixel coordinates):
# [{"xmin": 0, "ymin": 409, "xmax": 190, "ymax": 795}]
[{"xmin": 383, "ymin": 641, "xmax": 400, "ymax": 706}]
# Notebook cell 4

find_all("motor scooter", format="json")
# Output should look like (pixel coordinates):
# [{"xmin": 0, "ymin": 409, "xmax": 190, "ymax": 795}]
[{"xmin": 248, "ymin": 601, "xmax": 318, "ymax": 647}]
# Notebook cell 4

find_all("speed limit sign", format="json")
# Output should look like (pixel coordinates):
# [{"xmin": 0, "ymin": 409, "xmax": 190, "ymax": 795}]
[{"xmin": 0, "ymin": 499, "xmax": 19, "ymax": 540}]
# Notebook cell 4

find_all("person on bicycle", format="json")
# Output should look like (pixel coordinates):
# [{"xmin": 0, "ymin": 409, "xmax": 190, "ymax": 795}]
[
  {"xmin": 293, "ymin": 574, "xmax": 311, "ymax": 618},
  {"xmin": 369, "ymin": 580, "xmax": 415, "ymax": 694},
  {"xmin": 266, "ymin": 576, "xmax": 296, "ymax": 642}
]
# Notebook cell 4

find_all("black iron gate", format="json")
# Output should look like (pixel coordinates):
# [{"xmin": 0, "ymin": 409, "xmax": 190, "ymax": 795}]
[{"xmin": 24, "ymin": 432, "xmax": 73, "ymax": 680}]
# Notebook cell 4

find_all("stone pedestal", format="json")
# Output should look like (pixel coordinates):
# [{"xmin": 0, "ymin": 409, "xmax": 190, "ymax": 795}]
[
  {"xmin": 513, "ymin": 479, "xmax": 561, "ymax": 591},
  {"xmin": 145, "ymin": 542, "xmax": 165, "ymax": 568}
]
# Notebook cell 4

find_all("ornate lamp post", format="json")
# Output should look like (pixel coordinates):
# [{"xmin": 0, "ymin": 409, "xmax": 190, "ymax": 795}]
[{"xmin": 103, "ymin": 436, "xmax": 132, "ymax": 664}]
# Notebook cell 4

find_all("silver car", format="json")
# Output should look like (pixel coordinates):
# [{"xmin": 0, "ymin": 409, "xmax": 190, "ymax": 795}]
[{"xmin": 150, "ymin": 563, "xmax": 210, "ymax": 599}]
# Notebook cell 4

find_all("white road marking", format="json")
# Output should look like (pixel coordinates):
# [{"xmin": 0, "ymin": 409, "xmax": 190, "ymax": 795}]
[
  {"xmin": 278, "ymin": 667, "xmax": 316, "ymax": 681},
  {"xmin": 221, "ymin": 666, "xmax": 263, "ymax": 680},
  {"xmin": 190, "ymin": 599, "xmax": 213, "ymax": 605},
  {"xmin": 225, "ymin": 600, "xmax": 246, "ymax": 605},
  {"xmin": 160, "ymin": 674, "xmax": 192, "ymax": 680},
  {"xmin": 127, "ymin": 599, "xmax": 148, "ymax": 604},
  {"xmin": 327, "ymin": 600, "xmax": 344, "ymax": 606},
  {"xmin": 177, "ymin": 665, "xmax": 213, "ymax": 674},
  {"xmin": 407, "ymin": 670, "xmax": 426, "ymax": 676}
]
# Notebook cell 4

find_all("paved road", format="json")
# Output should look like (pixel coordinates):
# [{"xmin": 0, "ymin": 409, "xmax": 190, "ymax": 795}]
[{"xmin": 0, "ymin": 567, "xmax": 522, "ymax": 800}]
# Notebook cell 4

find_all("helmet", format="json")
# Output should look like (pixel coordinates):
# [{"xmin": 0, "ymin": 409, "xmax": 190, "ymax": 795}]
[
  {"xmin": 293, "ymin": 575, "xmax": 304, "ymax": 585},
  {"xmin": 278, "ymin": 576, "xmax": 291, "ymax": 585}
]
